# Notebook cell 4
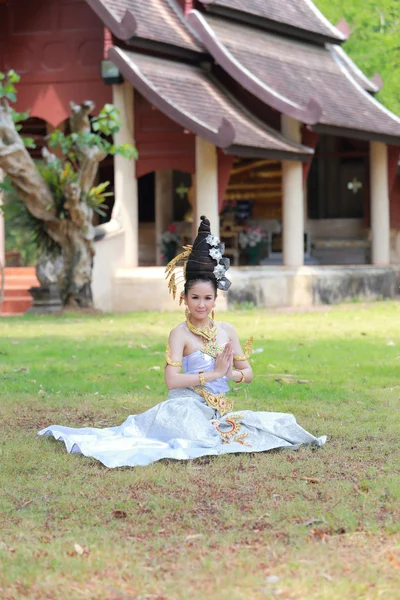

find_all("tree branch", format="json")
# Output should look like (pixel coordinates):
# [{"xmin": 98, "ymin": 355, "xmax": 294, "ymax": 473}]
[
  {"xmin": 70, "ymin": 101, "xmax": 107, "ymax": 195},
  {"xmin": 0, "ymin": 101, "xmax": 56, "ymax": 222}
]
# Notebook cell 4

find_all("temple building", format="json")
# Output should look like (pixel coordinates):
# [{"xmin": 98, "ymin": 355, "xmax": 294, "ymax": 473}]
[{"xmin": 1, "ymin": 0, "xmax": 400, "ymax": 312}]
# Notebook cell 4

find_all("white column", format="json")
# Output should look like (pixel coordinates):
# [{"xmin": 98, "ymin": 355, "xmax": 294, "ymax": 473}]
[
  {"xmin": 0, "ymin": 169, "xmax": 4, "ymax": 267},
  {"xmin": 112, "ymin": 83, "xmax": 138, "ymax": 267},
  {"xmin": 370, "ymin": 141, "xmax": 390, "ymax": 265},
  {"xmin": 195, "ymin": 137, "xmax": 219, "ymax": 236},
  {"xmin": 281, "ymin": 115, "xmax": 304, "ymax": 267},
  {"xmin": 155, "ymin": 170, "xmax": 173, "ymax": 265}
]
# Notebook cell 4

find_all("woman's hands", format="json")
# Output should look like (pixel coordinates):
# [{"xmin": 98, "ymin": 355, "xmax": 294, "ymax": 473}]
[{"xmin": 214, "ymin": 342, "xmax": 233, "ymax": 378}]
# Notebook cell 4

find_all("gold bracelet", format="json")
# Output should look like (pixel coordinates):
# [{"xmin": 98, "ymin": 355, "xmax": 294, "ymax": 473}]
[
  {"xmin": 236, "ymin": 370, "xmax": 245, "ymax": 384},
  {"xmin": 199, "ymin": 371, "xmax": 206, "ymax": 387}
]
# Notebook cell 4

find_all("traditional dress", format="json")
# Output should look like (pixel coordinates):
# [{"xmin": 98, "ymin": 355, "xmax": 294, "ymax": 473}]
[{"xmin": 38, "ymin": 349, "xmax": 326, "ymax": 468}]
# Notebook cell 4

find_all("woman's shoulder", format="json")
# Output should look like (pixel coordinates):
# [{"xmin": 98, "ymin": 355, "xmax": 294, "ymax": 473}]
[
  {"xmin": 169, "ymin": 322, "xmax": 187, "ymax": 337},
  {"xmin": 218, "ymin": 320, "xmax": 236, "ymax": 335}
]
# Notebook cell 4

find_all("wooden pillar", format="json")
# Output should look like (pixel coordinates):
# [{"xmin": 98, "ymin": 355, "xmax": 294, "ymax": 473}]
[
  {"xmin": 281, "ymin": 116, "xmax": 304, "ymax": 267},
  {"xmin": 195, "ymin": 137, "xmax": 219, "ymax": 236},
  {"xmin": 112, "ymin": 83, "xmax": 138, "ymax": 267},
  {"xmin": 370, "ymin": 141, "xmax": 390, "ymax": 265},
  {"xmin": 155, "ymin": 170, "xmax": 174, "ymax": 265}
]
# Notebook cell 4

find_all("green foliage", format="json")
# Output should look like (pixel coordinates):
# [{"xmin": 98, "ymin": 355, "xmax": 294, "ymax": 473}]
[
  {"xmin": 0, "ymin": 176, "xmax": 56, "ymax": 263},
  {"xmin": 48, "ymin": 106, "xmax": 137, "ymax": 162},
  {"xmin": 0, "ymin": 69, "xmax": 20, "ymax": 102},
  {"xmin": 314, "ymin": 0, "xmax": 400, "ymax": 114},
  {"xmin": 86, "ymin": 181, "xmax": 113, "ymax": 218}
]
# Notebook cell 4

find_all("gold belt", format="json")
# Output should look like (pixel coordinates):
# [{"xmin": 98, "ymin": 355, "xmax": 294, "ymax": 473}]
[{"xmin": 193, "ymin": 386, "xmax": 234, "ymax": 416}]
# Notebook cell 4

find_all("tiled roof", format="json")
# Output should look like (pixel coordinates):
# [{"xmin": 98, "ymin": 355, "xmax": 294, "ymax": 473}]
[
  {"xmin": 190, "ymin": 13, "xmax": 400, "ymax": 141},
  {"xmin": 330, "ymin": 45, "xmax": 380, "ymax": 93},
  {"xmin": 109, "ymin": 47, "xmax": 314, "ymax": 160},
  {"xmin": 85, "ymin": 0, "xmax": 202, "ymax": 52},
  {"xmin": 198, "ymin": 0, "xmax": 345, "ymax": 43}
]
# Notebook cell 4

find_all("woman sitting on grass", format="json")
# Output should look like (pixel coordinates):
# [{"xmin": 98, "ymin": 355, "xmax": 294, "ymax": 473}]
[{"xmin": 38, "ymin": 216, "xmax": 326, "ymax": 467}]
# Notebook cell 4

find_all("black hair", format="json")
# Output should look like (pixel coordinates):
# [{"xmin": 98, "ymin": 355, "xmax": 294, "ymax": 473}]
[
  {"xmin": 184, "ymin": 275, "xmax": 217, "ymax": 296},
  {"xmin": 184, "ymin": 214, "xmax": 231, "ymax": 293}
]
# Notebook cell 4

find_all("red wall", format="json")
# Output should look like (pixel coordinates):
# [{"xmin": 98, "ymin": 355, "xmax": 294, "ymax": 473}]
[
  {"xmin": 388, "ymin": 145, "xmax": 400, "ymax": 229},
  {"xmin": 0, "ymin": 0, "xmax": 111, "ymax": 126},
  {"xmin": 134, "ymin": 93, "xmax": 233, "ymax": 208},
  {"xmin": 390, "ymin": 175, "xmax": 400, "ymax": 229},
  {"xmin": 135, "ymin": 93, "xmax": 195, "ymax": 178}
]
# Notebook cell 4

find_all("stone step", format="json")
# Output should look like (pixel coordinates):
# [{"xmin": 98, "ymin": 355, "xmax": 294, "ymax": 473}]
[
  {"xmin": 4, "ymin": 266, "xmax": 36, "ymax": 276},
  {"xmin": 3, "ymin": 287, "xmax": 32, "ymax": 298},
  {"xmin": 1, "ymin": 296, "xmax": 33, "ymax": 315}
]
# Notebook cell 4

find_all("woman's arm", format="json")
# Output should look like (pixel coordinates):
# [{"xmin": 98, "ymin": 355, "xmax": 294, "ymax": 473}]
[
  {"xmin": 222, "ymin": 322, "xmax": 253, "ymax": 384},
  {"xmin": 164, "ymin": 328, "xmax": 228, "ymax": 390}
]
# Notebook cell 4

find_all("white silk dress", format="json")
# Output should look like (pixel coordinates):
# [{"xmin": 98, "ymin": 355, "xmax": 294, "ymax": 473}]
[{"xmin": 38, "ymin": 350, "xmax": 326, "ymax": 468}]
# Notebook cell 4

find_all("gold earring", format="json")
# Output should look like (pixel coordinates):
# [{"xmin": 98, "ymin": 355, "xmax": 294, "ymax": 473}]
[
  {"xmin": 185, "ymin": 306, "xmax": 190, "ymax": 320},
  {"xmin": 211, "ymin": 306, "xmax": 215, "ymax": 320}
]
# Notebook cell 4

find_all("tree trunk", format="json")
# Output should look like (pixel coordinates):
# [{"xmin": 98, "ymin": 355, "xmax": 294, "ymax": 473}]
[{"xmin": 0, "ymin": 99, "xmax": 106, "ymax": 309}]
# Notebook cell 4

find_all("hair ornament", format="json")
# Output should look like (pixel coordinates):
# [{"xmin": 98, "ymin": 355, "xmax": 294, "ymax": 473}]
[{"xmin": 165, "ymin": 216, "xmax": 231, "ymax": 301}]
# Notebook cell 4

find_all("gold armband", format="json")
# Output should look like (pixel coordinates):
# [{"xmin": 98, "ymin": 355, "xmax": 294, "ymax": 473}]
[
  {"xmin": 236, "ymin": 370, "xmax": 245, "ymax": 384},
  {"xmin": 199, "ymin": 371, "xmax": 206, "ymax": 387},
  {"xmin": 165, "ymin": 343, "xmax": 182, "ymax": 368},
  {"xmin": 233, "ymin": 337, "xmax": 254, "ymax": 361}
]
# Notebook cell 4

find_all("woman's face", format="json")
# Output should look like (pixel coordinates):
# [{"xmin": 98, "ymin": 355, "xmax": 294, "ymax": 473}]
[{"xmin": 185, "ymin": 281, "xmax": 216, "ymax": 320}]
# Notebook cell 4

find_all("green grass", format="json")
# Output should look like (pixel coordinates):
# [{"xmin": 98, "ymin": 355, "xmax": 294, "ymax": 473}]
[{"xmin": 1, "ymin": 303, "xmax": 400, "ymax": 599}]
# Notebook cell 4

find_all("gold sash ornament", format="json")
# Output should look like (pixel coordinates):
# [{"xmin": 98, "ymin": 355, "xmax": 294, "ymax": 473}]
[{"xmin": 193, "ymin": 386, "xmax": 233, "ymax": 416}]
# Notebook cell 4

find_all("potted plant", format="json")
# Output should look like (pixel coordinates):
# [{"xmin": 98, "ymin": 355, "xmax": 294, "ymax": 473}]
[
  {"xmin": 161, "ymin": 223, "xmax": 180, "ymax": 264},
  {"xmin": 239, "ymin": 226, "xmax": 266, "ymax": 265}
]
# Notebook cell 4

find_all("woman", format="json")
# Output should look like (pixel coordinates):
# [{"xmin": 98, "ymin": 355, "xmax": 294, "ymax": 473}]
[{"xmin": 38, "ymin": 216, "xmax": 326, "ymax": 467}]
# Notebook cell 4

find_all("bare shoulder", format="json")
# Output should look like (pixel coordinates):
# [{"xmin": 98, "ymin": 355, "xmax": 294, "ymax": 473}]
[
  {"xmin": 169, "ymin": 322, "xmax": 187, "ymax": 340},
  {"xmin": 219, "ymin": 321, "xmax": 237, "ymax": 337}
]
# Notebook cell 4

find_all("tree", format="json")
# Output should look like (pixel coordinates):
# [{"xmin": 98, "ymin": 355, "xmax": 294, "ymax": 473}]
[{"xmin": 0, "ymin": 70, "xmax": 136, "ymax": 308}]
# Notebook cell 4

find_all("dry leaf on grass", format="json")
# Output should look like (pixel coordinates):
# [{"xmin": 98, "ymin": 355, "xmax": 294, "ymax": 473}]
[
  {"xmin": 302, "ymin": 517, "xmax": 326, "ymax": 527},
  {"xmin": 74, "ymin": 543, "xmax": 84, "ymax": 555},
  {"xmin": 149, "ymin": 366, "xmax": 160, "ymax": 371},
  {"xmin": 300, "ymin": 476, "xmax": 321, "ymax": 484},
  {"xmin": 275, "ymin": 376, "xmax": 313, "ymax": 384},
  {"xmin": 387, "ymin": 549, "xmax": 400, "ymax": 569},
  {"xmin": 111, "ymin": 510, "xmax": 127, "ymax": 519}
]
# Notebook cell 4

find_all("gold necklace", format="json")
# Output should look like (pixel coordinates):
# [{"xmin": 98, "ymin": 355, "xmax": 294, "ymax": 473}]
[{"xmin": 186, "ymin": 314, "xmax": 224, "ymax": 358}]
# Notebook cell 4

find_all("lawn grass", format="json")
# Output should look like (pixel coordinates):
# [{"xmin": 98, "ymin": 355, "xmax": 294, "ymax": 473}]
[{"xmin": 1, "ymin": 302, "xmax": 400, "ymax": 600}]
